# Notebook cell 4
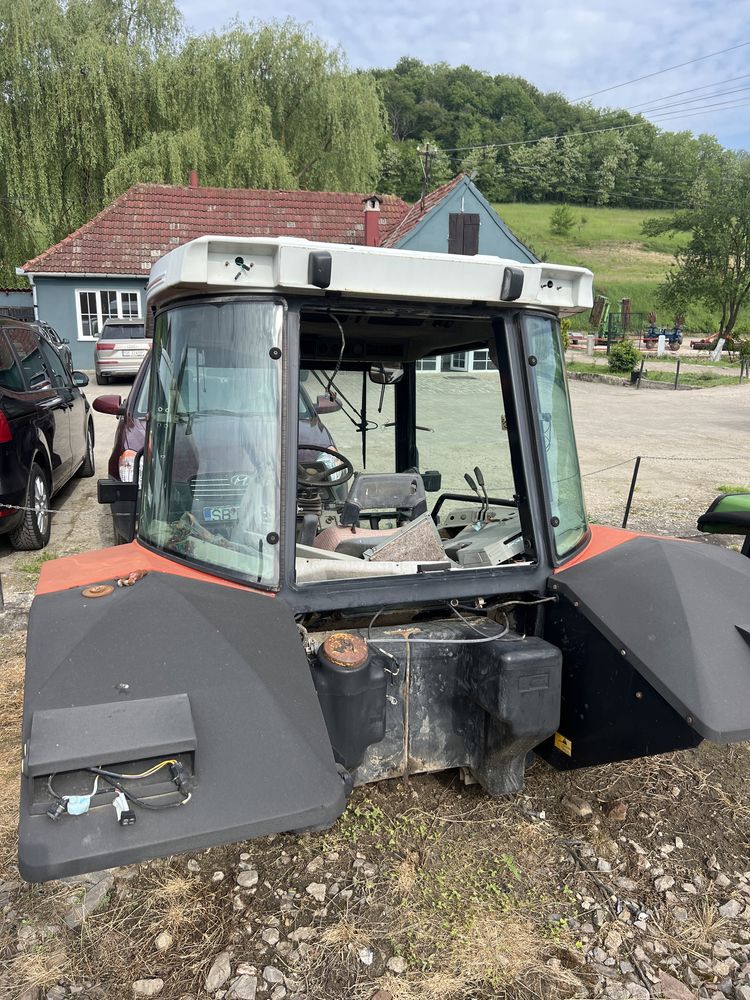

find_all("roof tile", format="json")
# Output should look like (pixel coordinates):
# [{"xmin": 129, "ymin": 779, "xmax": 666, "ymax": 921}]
[{"xmin": 22, "ymin": 184, "xmax": 413, "ymax": 275}]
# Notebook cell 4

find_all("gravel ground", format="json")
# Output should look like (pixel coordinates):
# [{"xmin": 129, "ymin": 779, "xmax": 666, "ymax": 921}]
[{"xmin": 2, "ymin": 373, "xmax": 750, "ymax": 1000}]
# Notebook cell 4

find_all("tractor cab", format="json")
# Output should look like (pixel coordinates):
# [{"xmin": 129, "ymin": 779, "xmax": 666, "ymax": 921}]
[{"xmin": 18, "ymin": 238, "xmax": 750, "ymax": 882}]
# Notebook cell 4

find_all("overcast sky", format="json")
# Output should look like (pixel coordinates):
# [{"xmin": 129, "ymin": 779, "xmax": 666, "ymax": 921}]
[{"xmin": 175, "ymin": 0, "xmax": 750, "ymax": 152}]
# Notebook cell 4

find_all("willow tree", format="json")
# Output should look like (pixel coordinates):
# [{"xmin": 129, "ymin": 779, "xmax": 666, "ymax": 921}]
[
  {"xmin": 0, "ymin": 8, "xmax": 386, "ymax": 285},
  {"xmin": 151, "ymin": 20, "xmax": 385, "ymax": 193},
  {"xmin": 0, "ymin": 0, "xmax": 180, "ymax": 282}
]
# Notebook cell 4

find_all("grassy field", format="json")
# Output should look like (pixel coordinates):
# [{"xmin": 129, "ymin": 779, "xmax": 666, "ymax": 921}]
[{"xmin": 493, "ymin": 203, "xmax": 724, "ymax": 333}]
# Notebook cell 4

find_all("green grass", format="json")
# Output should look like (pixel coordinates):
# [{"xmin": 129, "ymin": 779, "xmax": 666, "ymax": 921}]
[
  {"xmin": 494, "ymin": 202, "xmax": 738, "ymax": 334},
  {"xmin": 17, "ymin": 551, "xmax": 58, "ymax": 576},
  {"xmin": 566, "ymin": 360, "xmax": 738, "ymax": 388},
  {"xmin": 716, "ymin": 484, "xmax": 750, "ymax": 494}
]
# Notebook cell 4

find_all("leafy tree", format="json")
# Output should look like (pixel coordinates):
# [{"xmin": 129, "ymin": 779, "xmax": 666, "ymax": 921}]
[
  {"xmin": 0, "ymin": 5, "xmax": 386, "ymax": 284},
  {"xmin": 642, "ymin": 152, "xmax": 750, "ymax": 338}
]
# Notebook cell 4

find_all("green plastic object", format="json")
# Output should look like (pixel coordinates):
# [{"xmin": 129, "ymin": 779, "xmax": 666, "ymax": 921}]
[{"xmin": 697, "ymin": 493, "xmax": 750, "ymax": 535}]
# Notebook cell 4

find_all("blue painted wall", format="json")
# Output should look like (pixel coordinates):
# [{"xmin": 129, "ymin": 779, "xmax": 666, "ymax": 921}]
[
  {"xmin": 395, "ymin": 177, "xmax": 537, "ymax": 263},
  {"xmin": 33, "ymin": 277, "xmax": 147, "ymax": 370}
]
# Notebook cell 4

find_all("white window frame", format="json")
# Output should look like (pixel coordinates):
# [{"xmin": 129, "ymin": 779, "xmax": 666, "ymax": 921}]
[
  {"xmin": 75, "ymin": 288, "xmax": 142, "ymax": 341},
  {"xmin": 469, "ymin": 348, "xmax": 496, "ymax": 372}
]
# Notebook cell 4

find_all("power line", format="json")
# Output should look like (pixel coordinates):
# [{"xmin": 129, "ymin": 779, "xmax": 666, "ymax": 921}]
[
  {"xmin": 571, "ymin": 40, "xmax": 750, "ymax": 102},
  {"xmin": 646, "ymin": 98, "xmax": 750, "ymax": 121},
  {"xmin": 637, "ymin": 83, "xmax": 750, "ymax": 116},
  {"xmin": 440, "ymin": 121, "xmax": 656, "ymax": 154},
  {"xmin": 626, "ymin": 73, "xmax": 750, "ymax": 111},
  {"xmin": 435, "ymin": 96, "xmax": 749, "ymax": 159}
]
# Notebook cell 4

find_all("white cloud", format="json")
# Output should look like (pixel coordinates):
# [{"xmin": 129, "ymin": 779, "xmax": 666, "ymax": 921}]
[{"xmin": 175, "ymin": 0, "xmax": 750, "ymax": 150}]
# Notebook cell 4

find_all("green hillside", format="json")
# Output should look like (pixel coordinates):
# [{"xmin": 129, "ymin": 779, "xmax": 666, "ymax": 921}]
[{"xmin": 494, "ymin": 203, "xmax": 721, "ymax": 333}]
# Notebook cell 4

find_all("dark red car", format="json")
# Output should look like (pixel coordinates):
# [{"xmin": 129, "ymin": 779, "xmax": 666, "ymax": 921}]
[{"xmin": 94, "ymin": 354, "xmax": 340, "ymax": 543}]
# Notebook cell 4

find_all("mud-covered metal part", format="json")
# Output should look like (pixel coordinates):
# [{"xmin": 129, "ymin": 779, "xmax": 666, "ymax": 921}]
[
  {"xmin": 309, "ymin": 619, "xmax": 562, "ymax": 794},
  {"xmin": 312, "ymin": 633, "xmax": 387, "ymax": 768}
]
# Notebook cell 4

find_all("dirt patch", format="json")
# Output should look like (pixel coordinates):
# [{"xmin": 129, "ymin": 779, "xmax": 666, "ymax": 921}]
[{"xmin": 579, "ymin": 243, "xmax": 674, "ymax": 268}]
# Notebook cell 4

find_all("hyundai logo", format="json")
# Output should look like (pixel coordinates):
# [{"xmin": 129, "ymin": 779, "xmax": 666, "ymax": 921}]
[{"xmin": 230, "ymin": 473, "xmax": 250, "ymax": 487}]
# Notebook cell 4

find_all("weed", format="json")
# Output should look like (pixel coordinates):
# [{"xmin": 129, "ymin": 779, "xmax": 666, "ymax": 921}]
[
  {"xmin": 716, "ymin": 484, "xmax": 750, "ymax": 494},
  {"xmin": 17, "ymin": 551, "xmax": 57, "ymax": 575}
]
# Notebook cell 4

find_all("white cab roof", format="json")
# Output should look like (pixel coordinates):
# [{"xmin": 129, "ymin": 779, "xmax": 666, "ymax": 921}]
[{"xmin": 147, "ymin": 236, "xmax": 593, "ymax": 315}]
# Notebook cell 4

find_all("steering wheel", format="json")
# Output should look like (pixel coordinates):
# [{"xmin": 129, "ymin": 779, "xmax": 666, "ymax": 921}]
[{"xmin": 297, "ymin": 445, "xmax": 355, "ymax": 487}]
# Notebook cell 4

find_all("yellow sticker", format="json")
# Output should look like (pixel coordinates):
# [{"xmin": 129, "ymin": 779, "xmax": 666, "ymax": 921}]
[{"xmin": 554, "ymin": 732, "xmax": 572, "ymax": 757}]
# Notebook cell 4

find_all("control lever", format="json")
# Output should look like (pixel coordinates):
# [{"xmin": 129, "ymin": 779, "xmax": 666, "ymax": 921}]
[
  {"xmin": 474, "ymin": 466, "xmax": 490, "ymax": 521},
  {"xmin": 464, "ymin": 472, "xmax": 484, "ymax": 526}
]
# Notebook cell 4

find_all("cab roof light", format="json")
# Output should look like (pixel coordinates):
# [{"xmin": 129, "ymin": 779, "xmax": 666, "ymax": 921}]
[
  {"xmin": 308, "ymin": 251, "xmax": 332, "ymax": 289},
  {"xmin": 500, "ymin": 266, "xmax": 524, "ymax": 302}
]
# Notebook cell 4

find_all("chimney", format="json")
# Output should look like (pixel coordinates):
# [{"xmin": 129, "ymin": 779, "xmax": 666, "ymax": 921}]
[
  {"xmin": 189, "ymin": 170, "xmax": 199, "ymax": 188},
  {"xmin": 363, "ymin": 195, "xmax": 381, "ymax": 247}
]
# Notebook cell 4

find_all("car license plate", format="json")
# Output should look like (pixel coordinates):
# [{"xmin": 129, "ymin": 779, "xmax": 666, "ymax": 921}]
[
  {"xmin": 202, "ymin": 505, "xmax": 239, "ymax": 523},
  {"xmin": 122, "ymin": 350, "xmax": 141, "ymax": 358}
]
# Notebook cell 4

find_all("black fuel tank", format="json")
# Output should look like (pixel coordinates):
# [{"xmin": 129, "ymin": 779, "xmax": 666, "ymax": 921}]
[{"xmin": 312, "ymin": 633, "xmax": 387, "ymax": 768}]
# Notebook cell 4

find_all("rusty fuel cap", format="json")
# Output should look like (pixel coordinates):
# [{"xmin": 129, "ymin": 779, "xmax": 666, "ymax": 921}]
[
  {"xmin": 321, "ymin": 632, "xmax": 369, "ymax": 668},
  {"xmin": 81, "ymin": 584, "xmax": 114, "ymax": 599}
]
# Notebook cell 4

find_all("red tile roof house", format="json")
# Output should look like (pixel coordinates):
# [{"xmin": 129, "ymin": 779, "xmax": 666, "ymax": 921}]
[{"xmin": 17, "ymin": 174, "xmax": 535, "ymax": 371}]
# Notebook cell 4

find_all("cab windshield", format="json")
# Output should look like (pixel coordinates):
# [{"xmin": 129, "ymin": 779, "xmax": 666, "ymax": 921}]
[{"xmin": 139, "ymin": 300, "xmax": 282, "ymax": 586}]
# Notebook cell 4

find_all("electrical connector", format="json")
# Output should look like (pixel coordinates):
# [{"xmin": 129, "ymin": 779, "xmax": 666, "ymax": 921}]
[
  {"xmin": 169, "ymin": 761, "xmax": 192, "ymax": 794},
  {"xmin": 112, "ymin": 790, "xmax": 136, "ymax": 827},
  {"xmin": 46, "ymin": 801, "xmax": 67, "ymax": 821}
]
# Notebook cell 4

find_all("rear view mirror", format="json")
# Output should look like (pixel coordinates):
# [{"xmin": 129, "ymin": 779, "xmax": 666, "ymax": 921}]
[
  {"xmin": 97, "ymin": 479, "xmax": 138, "ymax": 505},
  {"xmin": 93, "ymin": 394, "xmax": 123, "ymax": 415},
  {"xmin": 72, "ymin": 371, "xmax": 89, "ymax": 387},
  {"xmin": 369, "ymin": 364, "xmax": 403, "ymax": 385},
  {"xmin": 315, "ymin": 395, "xmax": 342, "ymax": 415}
]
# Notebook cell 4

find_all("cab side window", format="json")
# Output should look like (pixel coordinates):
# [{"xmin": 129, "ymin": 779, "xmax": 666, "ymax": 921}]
[
  {"xmin": 38, "ymin": 340, "xmax": 71, "ymax": 389},
  {"xmin": 0, "ymin": 331, "xmax": 25, "ymax": 392},
  {"xmin": 6, "ymin": 328, "xmax": 50, "ymax": 390}
]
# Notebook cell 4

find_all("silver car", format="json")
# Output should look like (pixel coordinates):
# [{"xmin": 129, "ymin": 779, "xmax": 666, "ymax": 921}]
[{"xmin": 94, "ymin": 317, "xmax": 150, "ymax": 385}]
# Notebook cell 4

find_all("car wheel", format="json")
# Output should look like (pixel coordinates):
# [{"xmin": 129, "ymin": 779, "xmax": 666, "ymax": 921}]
[
  {"xmin": 77, "ymin": 421, "xmax": 95, "ymax": 478},
  {"xmin": 9, "ymin": 463, "xmax": 51, "ymax": 551},
  {"xmin": 96, "ymin": 373, "xmax": 108, "ymax": 386}
]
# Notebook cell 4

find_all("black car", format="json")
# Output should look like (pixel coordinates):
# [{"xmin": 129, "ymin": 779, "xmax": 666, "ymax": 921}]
[
  {"xmin": 0, "ymin": 318, "xmax": 95, "ymax": 550},
  {"xmin": 28, "ymin": 320, "xmax": 74, "ymax": 374}
]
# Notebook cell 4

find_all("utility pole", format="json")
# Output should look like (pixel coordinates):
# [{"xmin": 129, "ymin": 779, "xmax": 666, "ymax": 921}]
[{"xmin": 417, "ymin": 143, "xmax": 436, "ymax": 209}]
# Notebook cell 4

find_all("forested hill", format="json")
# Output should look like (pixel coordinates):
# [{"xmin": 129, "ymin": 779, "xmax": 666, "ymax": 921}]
[
  {"xmin": 0, "ymin": 1, "xmax": 741, "ymax": 286},
  {"xmin": 373, "ymin": 58, "xmax": 729, "ymax": 208}
]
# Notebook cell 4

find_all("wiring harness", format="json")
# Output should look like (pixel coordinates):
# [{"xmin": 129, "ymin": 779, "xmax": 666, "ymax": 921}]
[{"xmin": 46, "ymin": 759, "xmax": 192, "ymax": 826}]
